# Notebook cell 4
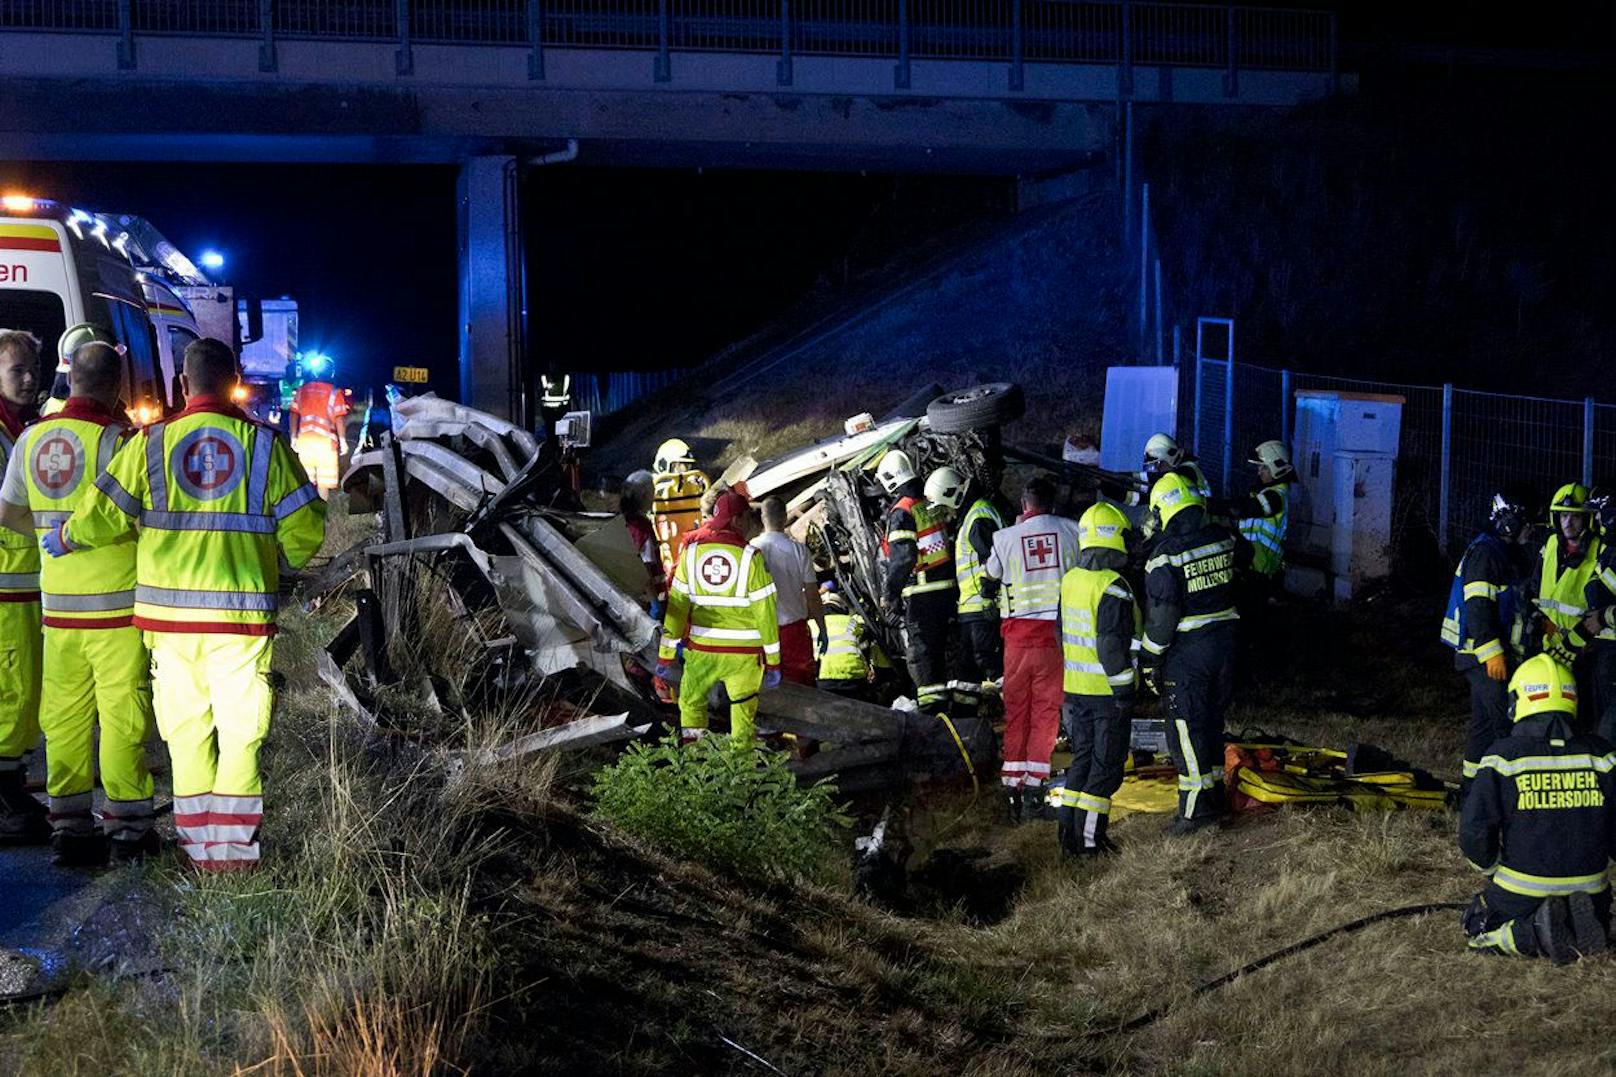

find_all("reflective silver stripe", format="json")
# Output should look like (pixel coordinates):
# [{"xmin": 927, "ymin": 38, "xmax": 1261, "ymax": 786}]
[
  {"xmin": 141, "ymin": 510, "xmax": 276, "ymax": 534},
  {"xmin": 0, "ymin": 572, "xmax": 39, "ymax": 588},
  {"xmin": 146, "ymin": 423, "xmax": 168, "ymax": 512},
  {"xmin": 135, "ymin": 585, "xmax": 278, "ymax": 612},
  {"xmin": 1493, "ymin": 866, "xmax": 1608, "ymax": 898},
  {"xmin": 1539, "ymin": 598, "xmax": 1584, "ymax": 617},
  {"xmin": 31, "ymin": 510, "xmax": 71, "ymax": 529},
  {"xmin": 902, "ymin": 579, "xmax": 955, "ymax": 596},
  {"xmin": 1103, "ymin": 584, "xmax": 1132, "ymax": 601},
  {"xmin": 1062, "ymin": 633, "xmax": 1099, "ymax": 649},
  {"xmin": 1063, "ymin": 659, "xmax": 1105, "ymax": 674},
  {"xmin": 42, "ymin": 590, "xmax": 136, "ymax": 612},
  {"xmin": 94, "ymin": 471, "xmax": 142, "ymax": 517},
  {"xmin": 748, "ymin": 583, "xmax": 777, "ymax": 602},
  {"xmin": 96, "ymin": 426, "xmax": 123, "ymax": 474},
  {"xmin": 688, "ymin": 625, "xmax": 763, "ymax": 642},
  {"xmin": 1178, "ymin": 608, "xmax": 1239, "ymax": 632},
  {"xmin": 273, "ymin": 482, "xmax": 320, "ymax": 520},
  {"xmin": 248, "ymin": 426, "xmax": 273, "ymax": 513},
  {"xmin": 735, "ymin": 546, "xmax": 756, "ymax": 598},
  {"xmin": 1141, "ymin": 636, "xmax": 1168, "ymax": 655},
  {"xmin": 1107, "ymin": 670, "xmax": 1136, "ymax": 686},
  {"xmin": 687, "ymin": 593, "xmax": 750, "ymax": 608}
]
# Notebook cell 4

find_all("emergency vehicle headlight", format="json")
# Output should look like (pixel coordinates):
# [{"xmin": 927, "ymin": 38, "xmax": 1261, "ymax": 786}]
[
  {"xmin": 1, "ymin": 194, "xmax": 38, "ymax": 213},
  {"xmin": 231, "ymin": 385, "xmax": 249, "ymax": 404},
  {"xmin": 128, "ymin": 401, "xmax": 160, "ymax": 427}
]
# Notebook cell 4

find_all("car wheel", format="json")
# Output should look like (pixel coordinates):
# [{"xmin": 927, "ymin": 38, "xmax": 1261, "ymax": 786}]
[{"xmin": 926, "ymin": 383, "xmax": 1025, "ymax": 434}]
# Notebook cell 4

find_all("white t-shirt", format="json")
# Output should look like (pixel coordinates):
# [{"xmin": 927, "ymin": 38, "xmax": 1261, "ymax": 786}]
[{"xmin": 752, "ymin": 530, "xmax": 814, "ymax": 626}]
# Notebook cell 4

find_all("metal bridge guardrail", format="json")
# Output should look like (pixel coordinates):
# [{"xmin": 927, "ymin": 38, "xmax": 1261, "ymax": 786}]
[
  {"xmin": 1, "ymin": 0, "xmax": 1337, "ymax": 74},
  {"xmin": 1189, "ymin": 356, "xmax": 1614, "ymax": 561}
]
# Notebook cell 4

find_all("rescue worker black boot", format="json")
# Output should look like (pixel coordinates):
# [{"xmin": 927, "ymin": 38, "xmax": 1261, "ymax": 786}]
[
  {"xmin": 0, "ymin": 770, "xmax": 48, "ymax": 846},
  {"xmin": 1531, "ymin": 897, "xmax": 1577, "ymax": 965},
  {"xmin": 51, "ymin": 831, "xmax": 109, "ymax": 869},
  {"xmin": 1567, "ymin": 892, "xmax": 1608, "ymax": 958},
  {"xmin": 109, "ymin": 830, "xmax": 163, "ymax": 865},
  {"xmin": 1003, "ymin": 788, "xmax": 1023, "ymax": 825}
]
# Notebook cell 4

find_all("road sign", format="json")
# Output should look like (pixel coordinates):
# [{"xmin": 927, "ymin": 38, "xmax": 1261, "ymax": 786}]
[{"xmin": 393, "ymin": 366, "xmax": 429, "ymax": 384}]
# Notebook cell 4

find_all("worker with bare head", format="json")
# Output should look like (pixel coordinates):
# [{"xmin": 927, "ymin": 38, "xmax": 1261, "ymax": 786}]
[
  {"xmin": 0, "ymin": 331, "xmax": 44, "ymax": 844},
  {"xmin": 753, "ymin": 496, "xmax": 825, "ymax": 687},
  {"xmin": 69, "ymin": 342, "xmax": 123, "ymax": 409},
  {"xmin": 181, "ymin": 336, "xmax": 239, "ymax": 403}
]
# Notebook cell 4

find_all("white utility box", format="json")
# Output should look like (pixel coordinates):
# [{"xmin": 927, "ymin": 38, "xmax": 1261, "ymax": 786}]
[{"xmin": 1328, "ymin": 451, "xmax": 1397, "ymax": 602}]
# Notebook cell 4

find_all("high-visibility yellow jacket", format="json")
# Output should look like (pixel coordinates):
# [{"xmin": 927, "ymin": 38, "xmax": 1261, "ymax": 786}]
[
  {"xmin": 65, "ymin": 396, "xmax": 327, "ymax": 635},
  {"xmin": 653, "ymin": 468, "xmax": 709, "ymax": 578},
  {"xmin": 955, "ymin": 497, "xmax": 1005, "ymax": 617},
  {"xmin": 1533, "ymin": 533, "xmax": 1599, "ymax": 633},
  {"xmin": 1058, "ymin": 564, "xmax": 1140, "ymax": 696},
  {"xmin": 0, "ymin": 419, "xmax": 39, "ymax": 605},
  {"xmin": 813, "ymin": 611, "xmax": 869, "ymax": 681},
  {"xmin": 7, "ymin": 399, "xmax": 135, "ymax": 628},
  {"xmin": 1238, "ymin": 482, "xmax": 1289, "ymax": 577},
  {"xmin": 659, "ymin": 533, "xmax": 780, "ymax": 670}
]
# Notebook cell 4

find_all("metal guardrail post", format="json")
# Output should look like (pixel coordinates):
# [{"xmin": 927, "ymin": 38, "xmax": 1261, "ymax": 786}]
[
  {"xmin": 116, "ymin": 0, "xmax": 135, "ymax": 69},
  {"xmin": 1584, "ymin": 397, "xmax": 1596, "ymax": 489},
  {"xmin": 1222, "ymin": 357, "xmax": 1235, "ymax": 494},
  {"xmin": 1280, "ymin": 368, "xmax": 1292, "ymax": 449},
  {"xmin": 1223, "ymin": 5, "xmax": 1238, "ymax": 98},
  {"xmin": 1009, "ymin": 0, "xmax": 1023, "ymax": 92},
  {"xmin": 1119, "ymin": 0, "xmax": 1133, "ymax": 98},
  {"xmin": 894, "ymin": 0, "xmax": 910, "ymax": 89},
  {"xmin": 1438, "ymin": 383, "xmax": 1453, "ymax": 553},
  {"xmin": 655, "ymin": 0, "xmax": 671, "ymax": 82},
  {"xmin": 258, "ymin": 0, "xmax": 276, "ymax": 72},
  {"xmin": 777, "ymin": 0, "xmax": 793, "ymax": 87},
  {"xmin": 527, "ymin": 0, "xmax": 544, "ymax": 80},
  {"xmin": 395, "ymin": 0, "xmax": 413, "ymax": 76}
]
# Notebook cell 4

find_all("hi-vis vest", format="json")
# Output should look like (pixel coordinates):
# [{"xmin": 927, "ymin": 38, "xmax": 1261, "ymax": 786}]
[
  {"xmin": 992, "ymin": 513, "xmax": 1084, "ymax": 621},
  {"xmin": 1538, "ymin": 534, "xmax": 1599, "ymax": 632},
  {"xmin": 885, "ymin": 496, "xmax": 953, "ymax": 598},
  {"xmin": 955, "ymin": 498, "xmax": 1005, "ymax": 616},
  {"xmin": 1238, "ymin": 482, "xmax": 1289, "ymax": 577},
  {"xmin": 1440, "ymin": 534, "xmax": 1519, "ymax": 660},
  {"xmin": 659, "ymin": 537, "xmax": 780, "ymax": 668},
  {"xmin": 0, "ymin": 429, "xmax": 39, "ymax": 605},
  {"xmin": 652, "ymin": 469, "xmax": 709, "ymax": 579},
  {"xmin": 18, "ymin": 411, "xmax": 133, "ymax": 628},
  {"xmin": 1059, "ymin": 567, "xmax": 1139, "ymax": 696},
  {"xmin": 292, "ymin": 381, "xmax": 347, "ymax": 441},
  {"xmin": 67, "ymin": 402, "xmax": 327, "ymax": 635},
  {"xmin": 814, "ymin": 612, "xmax": 868, "ymax": 681}
]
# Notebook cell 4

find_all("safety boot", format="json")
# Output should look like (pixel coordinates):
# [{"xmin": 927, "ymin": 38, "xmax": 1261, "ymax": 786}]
[
  {"xmin": 0, "ymin": 770, "xmax": 48, "ymax": 846},
  {"xmin": 1567, "ymin": 892, "xmax": 1609, "ymax": 958},
  {"xmin": 51, "ymin": 831, "xmax": 109, "ymax": 869},
  {"xmin": 1003, "ymin": 786, "xmax": 1023, "ymax": 825},
  {"xmin": 1530, "ymin": 897, "xmax": 1577, "ymax": 965},
  {"xmin": 1168, "ymin": 813, "xmax": 1221, "ymax": 837},
  {"xmin": 1023, "ymin": 783, "xmax": 1056, "ymax": 823},
  {"xmin": 109, "ymin": 830, "xmax": 164, "ymax": 865}
]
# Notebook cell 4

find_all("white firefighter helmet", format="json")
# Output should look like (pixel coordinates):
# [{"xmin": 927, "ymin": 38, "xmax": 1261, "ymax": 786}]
[
  {"xmin": 1143, "ymin": 432, "xmax": 1184, "ymax": 473},
  {"xmin": 875, "ymin": 449, "xmax": 917, "ymax": 494},
  {"xmin": 923, "ymin": 466, "xmax": 967, "ymax": 513},
  {"xmin": 654, "ymin": 438, "xmax": 696, "ymax": 475},
  {"xmin": 1250, "ymin": 440, "xmax": 1293, "ymax": 478}
]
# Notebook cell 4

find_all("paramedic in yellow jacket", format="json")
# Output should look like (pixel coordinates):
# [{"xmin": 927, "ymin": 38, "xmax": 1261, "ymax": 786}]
[
  {"xmin": 0, "ymin": 343, "xmax": 153, "ymax": 866},
  {"xmin": 656, "ymin": 486, "xmax": 780, "ymax": 747},
  {"xmin": 0, "ymin": 331, "xmax": 44, "ymax": 845},
  {"xmin": 53, "ymin": 339, "xmax": 327, "ymax": 871}
]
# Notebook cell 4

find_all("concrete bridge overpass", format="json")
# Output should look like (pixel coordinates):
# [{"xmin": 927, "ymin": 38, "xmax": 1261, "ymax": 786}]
[{"xmin": 0, "ymin": 0, "xmax": 1345, "ymax": 418}]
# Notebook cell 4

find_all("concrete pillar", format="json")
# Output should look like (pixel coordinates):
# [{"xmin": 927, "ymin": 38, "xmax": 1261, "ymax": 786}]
[{"xmin": 457, "ymin": 156, "xmax": 525, "ymax": 422}]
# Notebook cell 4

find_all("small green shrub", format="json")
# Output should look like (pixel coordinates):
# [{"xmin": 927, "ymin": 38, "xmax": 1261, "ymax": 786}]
[{"xmin": 591, "ymin": 734, "xmax": 849, "ymax": 881}]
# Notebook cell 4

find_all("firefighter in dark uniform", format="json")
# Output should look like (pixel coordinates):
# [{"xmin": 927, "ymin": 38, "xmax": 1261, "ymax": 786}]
[
  {"xmin": 877, "ymin": 449, "xmax": 955, "ymax": 715},
  {"xmin": 1053, "ymin": 502, "xmax": 1140, "ymax": 857},
  {"xmin": 1460, "ymin": 653, "xmax": 1615, "ymax": 963},
  {"xmin": 1140, "ymin": 472, "xmax": 1239, "ymax": 834},
  {"xmin": 1440, "ymin": 493, "xmax": 1531, "ymax": 795},
  {"xmin": 924, "ymin": 466, "xmax": 1005, "ymax": 721},
  {"xmin": 1568, "ymin": 490, "xmax": 1616, "ymax": 742}
]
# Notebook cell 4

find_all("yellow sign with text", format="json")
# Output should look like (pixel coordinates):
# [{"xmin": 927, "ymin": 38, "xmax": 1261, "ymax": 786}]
[{"xmin": 393, "ymin": 366, "xmax": 430, "ymax": 384}]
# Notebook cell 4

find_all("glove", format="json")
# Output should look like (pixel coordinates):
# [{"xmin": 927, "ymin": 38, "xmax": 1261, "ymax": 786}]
[
  {"xmin": 817, "ymin": 630, "xmax": 829, "ymax": 657},
  {"xmin": 649, "ymin": 598, "xmax": 666, "ymax": 622},
  {"xmin": 1140, "ymin": 661, "xmax": 1162, "ymax": 697},
  {"xmin": 1483, "ymin": 654, "xmax": 1508, "ymax": 682},
  {"xmin": 763, "ymin": 669, "xmax": 782, "ymax": 691},
  {"xmin": 40, "ymin": 524, "xmax": 71, "ymax": 559},
  {"xmin": 655, "ymin": 660, "xmax": 682, "ymax": 685}
]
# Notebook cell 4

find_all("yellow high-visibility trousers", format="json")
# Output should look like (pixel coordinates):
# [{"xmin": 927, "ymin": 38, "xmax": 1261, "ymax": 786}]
[
  {"xmin": 147, "ymin": 632, "xmax": 274, "ymax": 871},
  {"xmin": 677, "ymin": 649, "xmax": 763, "ymax": 748},
  {"xmin": 0, "ymin": 601, "xmax": 41, "ymax": 776},
  {"xmin": 41, "ymin": 625, "xmax": 154, "ymax": 840},
  {"xmin": 294, "ymin": 432, "xmax": 340, "ymax": 496}
]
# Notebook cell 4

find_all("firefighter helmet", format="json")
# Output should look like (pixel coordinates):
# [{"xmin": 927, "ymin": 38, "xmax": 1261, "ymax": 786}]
[
  {"xmin": 875, "ymin": 449, "xmax": 917, "ymax": 495},
  {"xmin": 1508, "ymin": 653, "xmax": 1578, "ymax": 722},
  {"xmin": 1548, "ymin": 482, "xmax": 1590, "ymax": 526},
  {"xmin": 1143, "ymin": 433, "xmax": 1184, "ymax": 474},
  {"xmin": 654, "ymin": 438, "xmax": 696, "ymax": 475},
  {"xmin": 1488, "ymin": 492, "xmax": 1530, "ymax": 543},
  {"xmin": 923, "ymin": 467, "xmax": 967, "ymax": 513},
  {"xmin": 1250, "ymin": 440, "xmax": 1294, "ymax": 479},
  {"xmin": 1078, "ymin": 501, "xmax": 1132, "ymax": 553},
  {"xmin": 57, "ymin": 323, "xmax": 120, "ymax": 365},
  {"xmin": 1589, "ymin": 488, "xmax": 1616, "ymax": 536},
  {"xmin": 1149, "ymin": 471, "xmax": 1204, "ymax": 530}
]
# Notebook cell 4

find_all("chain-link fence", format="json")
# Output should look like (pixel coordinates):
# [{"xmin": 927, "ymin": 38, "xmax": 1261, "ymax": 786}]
[{"xmin": 1187, "ymin": 357, "xmax": 1611, "ymax": 562}]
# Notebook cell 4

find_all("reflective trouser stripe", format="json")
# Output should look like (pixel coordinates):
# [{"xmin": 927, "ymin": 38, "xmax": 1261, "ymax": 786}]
[
  {"xmin": 1178, "ymin": 608, "xmax": 1239, "ymax": 632},
  {"xmin": 101, "ymin": 797, "xmax": 156, "ymax": 843},
  {"xmin": 47, "ymin": 790, "xmax": 94, "ymax": 835},
  {"xmin": 42, "ymin": 590, "xmax": 137, "ymax": 612},
  {"xmin": 1492, "ymin": 867, "xmax": 1609, "ymax": 897},
  {"xmin": 0, "ymin": 572, "xmax": 39, "ymax": 589},
  {"xmin": 41, "ymin": 625, "xmax": 153, "ymax": 830},
  {"xmin": 1175, "ymin": 719, "xmax": 1210, "ymax": 817},
  {"xmin": 136, "ymin": 586, "xmax": 279, "ymax": 612},
  {"xmin": 1000, "ymin": 760, "xmax": 1026, "ymax": 787}
]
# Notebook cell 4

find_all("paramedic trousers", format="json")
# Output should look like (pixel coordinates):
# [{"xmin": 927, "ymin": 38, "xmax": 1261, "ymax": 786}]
[
  {"xmin": 903, "ymin": 589, "xmax": 955, "ymax": 715},
  {"xmin": 0, "ymin": 600, "xmax": 40, "ymax": 778},
  {"xmin": 149, "ymin": 632, "xmax": 274, "ymax": 872},
  {"xmin": 41, "ymin": 625, "xmax": 154, "ymax": 843},
  {"xmin": 951, "ymin": 614, "xmax": 1002, "ymax": 720},
  {"xmin": 1000, "ymin": 621, "xmax": 1064, "ymax": 792},
  {"xmin": 1465, "ymin": 885, "xmax": 1612, "ymax": 958},
  {"xmin": 1057, "ymin": 693, "xmax": 1129, "ymax": 851},
  {"xmin": 294, "ymin": 431, "xmax": 340, "ymax": 495},
  {"xmin": 678, "ymin": 649, "xmax": 763, "ymax": 748},
  {"xmin": 778, "ymin": 620, "xmax": 816, "ymax": 687},
  {"xmin": 1162, "ymin": 622, "xmax": 1235, "ymax": 821},
  {"xmin": 1461, "ymin": 664, "xmax": 1511, "ymax": 789}
]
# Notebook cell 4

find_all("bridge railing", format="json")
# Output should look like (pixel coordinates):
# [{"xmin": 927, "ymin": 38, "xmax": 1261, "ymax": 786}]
[{"xmin": 1, "ymin": 1, "xmax": 1337, "ymax": 73}]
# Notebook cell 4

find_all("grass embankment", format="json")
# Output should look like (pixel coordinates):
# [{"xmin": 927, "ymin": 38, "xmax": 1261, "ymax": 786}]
[{"xmin": 3, "ymin": 523, "xmax": 1609, "ymax": 1075}]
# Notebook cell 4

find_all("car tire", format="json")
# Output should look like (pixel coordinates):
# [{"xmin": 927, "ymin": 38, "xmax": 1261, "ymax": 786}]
[{"xmin": 926, "ymin": 383, "xmax": 1025, "ymax": 434}]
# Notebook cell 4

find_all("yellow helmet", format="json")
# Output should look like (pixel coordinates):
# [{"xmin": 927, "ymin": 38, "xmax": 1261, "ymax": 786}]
[
  {"xmin": 654, "ymin": 438, "xmax": 695, "ymax": 475},
  {"xmin": 1149, "ymin": 471, "xmax": 1204, "ymax": 530},
  {"xmin": 1508, "ymin": 653, "xmax": 1578, "ymax": 722},
  {"xmin": 1078, "ymin": 501, "xmax": 1132, "ymax": 553},
  {"xmin": 1548, "ymin": 482, "xmax": 1590, "ymax": 525}
]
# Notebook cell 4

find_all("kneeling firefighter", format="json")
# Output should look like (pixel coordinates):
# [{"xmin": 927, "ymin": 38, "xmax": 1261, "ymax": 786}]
[
  {"xmin": 1460, "ymin": 654, "xmax": 1614, "ymax": 963},
  {"xmin": 1053, "ymin": 502, "xmax": 1140, "ymax": 856}
]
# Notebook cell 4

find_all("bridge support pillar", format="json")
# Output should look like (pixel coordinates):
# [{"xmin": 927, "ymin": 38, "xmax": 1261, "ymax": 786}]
[{"xmin": 457, "ymin": 156, "xmax": 527, "ymax": 423}]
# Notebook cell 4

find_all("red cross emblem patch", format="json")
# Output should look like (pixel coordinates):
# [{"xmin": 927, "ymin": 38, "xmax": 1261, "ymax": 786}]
[
  {"xmin": 1021, "ymin": 533, "xmax": 1058, "ymax": 571},
  {"xmin": 32, "ymin": 431, "xmax": 84, "ymax": 496},
  {"xmin": 698, "ymin": 551, "xmax": 735, "ymax": 588}
]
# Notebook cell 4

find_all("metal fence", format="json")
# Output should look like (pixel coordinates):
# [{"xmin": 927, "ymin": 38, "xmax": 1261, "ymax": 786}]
[
  {"xmin": 570, "ymin": 368, "xmax": 687, "ymax": 416},
  {"xmin": 1, "ymin": 0, "xmax": 1337, "ymax": 73},
  {"xmin": 1189, "ymin": 356, "xmax": 1616, "ymax": 560}
]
